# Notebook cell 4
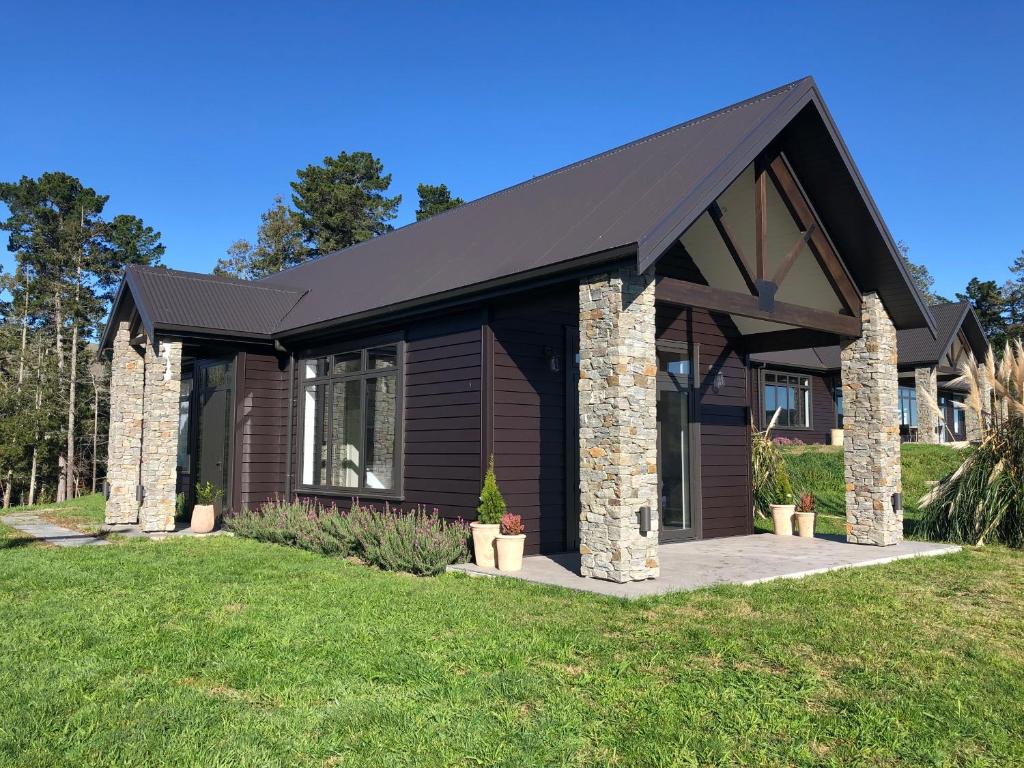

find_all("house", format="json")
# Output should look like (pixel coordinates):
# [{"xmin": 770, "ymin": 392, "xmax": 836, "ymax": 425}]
[
  {"xmin": 99, "ymin": 77, "xmax": 936, "ymax": 583},
  {"xmin": 749, "ymin": 302, "xmax": 989, "ymax": 444}
]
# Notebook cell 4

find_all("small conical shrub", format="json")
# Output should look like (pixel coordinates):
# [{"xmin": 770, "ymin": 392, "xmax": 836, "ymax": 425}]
[{"xmin": 477, "ymin": 456, "xmax": 507, "ymax": 524}]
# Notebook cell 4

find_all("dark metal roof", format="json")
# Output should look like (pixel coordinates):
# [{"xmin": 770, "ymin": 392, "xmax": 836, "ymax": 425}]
[
  {"xmin": 100, "ymin": 77, "xmax": 935, "ymax": 347},
  {"xmin": 260, "ymin": 76, "xmax": 933, "ymax": 338},
  {"xmin": 751, "ymin": 302, "xmax": 989, "ymax": 372},
  {"xmin": 98, "ymin": 266, "xmax": 306, "ymax": 349}
]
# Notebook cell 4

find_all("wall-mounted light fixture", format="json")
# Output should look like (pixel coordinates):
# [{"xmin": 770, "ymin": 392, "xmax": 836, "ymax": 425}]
[
  {"xmin": 544, "ymin": 346, "xmax": 561, "ymax": 374},
  {"xmin": 638, "ymin": 505, "xmax": 651, "ymax": 536},
  {"xmin": 712, "ymin": 369, "xmax": 725, "ymax": 394}
]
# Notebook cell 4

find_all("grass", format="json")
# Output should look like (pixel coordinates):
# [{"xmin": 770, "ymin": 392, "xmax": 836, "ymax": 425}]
[
  {"xmin": 1, "ymin": 526, "xmax": 1022, "ymax": 766},
  {"xmin": 4, "ymin": 493, "xmax": 107, "ymax": 534},
  {"xmin": 756, "ymin": 444, "xmax": 968, "ymax": 537}
]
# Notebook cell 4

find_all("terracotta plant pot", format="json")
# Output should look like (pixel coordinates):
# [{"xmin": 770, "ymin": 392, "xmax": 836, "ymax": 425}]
[
  {"xmin": 191, "ymin": 504, "xmax": 216, "ymax": 534},
  {"xmin": 495, "ymin": 533, "xmax": 526, "ymax": 572},
  {"xmin": 796, "ymin": 511, "xmax": 815, "ymax": 538},
  {"xmin": 470, "ymin": 522, "xmax": 500, "ymax": 568},
  {"xmin": 770, "ymin": 504, "xmax": 795, "ymax": 536}
]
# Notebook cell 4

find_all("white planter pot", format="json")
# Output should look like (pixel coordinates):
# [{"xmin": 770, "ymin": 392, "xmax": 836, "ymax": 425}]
[
  {"xmin": 191, "ymin": 504, "xmax": 216, "ymax": 534},
  {"xmin": 795, "ymin": 511, "xmax": 815, "ymax": 538},
  {"xmin": 495, "ymin": 534, "xmax": 526, "ymax": 572},
  {"xmin": 830, "ymin": 428, "xmax": 844, "ymax": 447},
  {"xmin": 770, "ymin": 504, "xmax": 795, "ymax": 536},
  {"xmin": 470, "ymin": 522, "xmax": 500, "ymax": 568}
]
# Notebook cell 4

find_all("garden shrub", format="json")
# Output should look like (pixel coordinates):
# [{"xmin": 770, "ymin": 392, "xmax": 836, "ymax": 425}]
[{"xmin": 225, "ymin": 498, "xmax": 470, "ymax": 575}]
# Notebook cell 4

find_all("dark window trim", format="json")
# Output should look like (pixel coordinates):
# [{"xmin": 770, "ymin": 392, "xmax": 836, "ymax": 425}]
[
  {"xmin": 761, "ymin": 368, "xmax": 812, "ymax": 430},
  {"xmin": 655, "ymin": 337, "xmax": 702, "ymax": 543},
  {"xmin": 898, "ymin": 384, "xmax": 918, "ymax": 428},
  {"xmin": 295, "ymin": 336, "xmax": 405, "ymax": 499}
]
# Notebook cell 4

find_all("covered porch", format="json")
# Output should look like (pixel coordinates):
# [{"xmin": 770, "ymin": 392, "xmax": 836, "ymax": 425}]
[
  {"xmin": 573, "ymin": 120, "xmax": 934, "ymax": 582},
  {"xmin": 452, "ymin": 534, "xmax": 960, "ymax": 599}
]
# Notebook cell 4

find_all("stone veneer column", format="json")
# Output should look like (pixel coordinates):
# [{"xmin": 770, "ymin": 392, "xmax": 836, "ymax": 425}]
[
  {"xmin": 105, "ymin": 321, "xmax": 145, "ymax": 525},
  {"xmin": 914, "ymin": 366, "xmax": 940, "ymax": 443},
  {"xmin": 139, "ymin": 338, "xmax": 182, "ymax": 532},
  {"xmin": 577, "ymin": 263, "xmax": 659, "ymax": 582},
  {"xmin": 841, "ymin": 292, "xmax": 902, "ymax": 545}
]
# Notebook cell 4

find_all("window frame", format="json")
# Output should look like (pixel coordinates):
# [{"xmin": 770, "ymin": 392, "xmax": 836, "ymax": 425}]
[
  {"xmin": 296, "ymin": 335, "xmax": 405, "ymax": 500},
  {"xmin": 898, "ymin": 385, "xmax": 918, "ymax": 428},
  {"xmin": 761, "ymin": 369, "xmax": 812, "ymax": 430}
]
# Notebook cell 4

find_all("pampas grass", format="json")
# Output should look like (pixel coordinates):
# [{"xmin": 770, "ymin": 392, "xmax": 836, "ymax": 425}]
[{"xmin": 920, "ymin": 342, "xmax": 1024, "ymax": 547}]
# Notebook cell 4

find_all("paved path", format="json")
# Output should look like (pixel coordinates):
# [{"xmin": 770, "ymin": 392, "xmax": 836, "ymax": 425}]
[
  {"xmin": 2, "ymin": 512, "xmax": 107, "ymax": 547},
  {"xmin": 450, "ymin": 534, "xmax": 962, "ymax": 599}
]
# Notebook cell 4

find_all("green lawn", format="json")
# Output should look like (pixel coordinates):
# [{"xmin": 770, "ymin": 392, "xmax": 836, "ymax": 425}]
[
  {"xmin": 4, "ymin": 493, "xmax": 107, "ymax": 534},
  {"xmin": 756, "ymin": 444, "xmax": 967, "ymax": 537},
  {"xmin": 1, "ymin": 527, "xmax": 1023, "ymax": 766}
]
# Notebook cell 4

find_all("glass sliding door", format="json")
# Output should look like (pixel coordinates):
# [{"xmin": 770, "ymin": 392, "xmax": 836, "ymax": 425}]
[{"xmin": 657, "ymin": 346, "xmax": 697, "ymax": 542}]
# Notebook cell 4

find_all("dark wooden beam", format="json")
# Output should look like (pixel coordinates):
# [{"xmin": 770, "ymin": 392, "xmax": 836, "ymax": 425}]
[
  {"xmin": 740, "ymin": 328, "xmax": 843, "ymax": 354},
  {"xmin": 771, "ymin": 224, "xmax": 815, "ymax": 286},
  {"xmin": 708, "ymin": 201, "xmax": 758, "ymax": 296},
  {"xmin": 754, "ymin": 156, "xmax": 768, "ymax": 281},
  {"xmin": 767, "ymin": 154, "xmax": 862, "ymax": 315},
  {"xmin": 656, "ymin": 276, "xmax": 861, "ymax": 337}
]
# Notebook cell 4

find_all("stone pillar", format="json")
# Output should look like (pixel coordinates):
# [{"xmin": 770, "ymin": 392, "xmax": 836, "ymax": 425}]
[
  {"xmin": 139, "ymin": 338, "xmax": 182, "ymax": 532},
  {"xmin": 914, "ymin": 367, "xmax": 940, "ymax": 443},
  {"xmin": 841, "ymin": 292, "xmax": 902, "ymax": 545},
  {"xmin": 578, "ymin": 263, "xmax": 659, "ymax": 582},
  {"xmin": 105, "ymin": 321, "xmax": 145, "ymax": 525}
]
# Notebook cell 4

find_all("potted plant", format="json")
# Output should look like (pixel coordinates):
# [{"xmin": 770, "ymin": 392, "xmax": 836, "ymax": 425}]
[
  {"xmin": 472, "ymin": 456, "xmax": 505, "ymax": 567},
  {"xmin": 795, "ymin": 491, "xmax": 816, "ymax": 538},
  {"xmin": 191, "ymin": 481, "xmax": 222, "ymax": 534},
  {"xmin": 769, "ymin": 470, "xmax": 795, "ymax": 536},
  {"xmin": 495, "ymin": 513, "xmax": 526, "ymax": 572}
]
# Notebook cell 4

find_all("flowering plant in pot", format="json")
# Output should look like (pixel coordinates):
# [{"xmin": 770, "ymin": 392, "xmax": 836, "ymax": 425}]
[
  {"xmin": 795, "ymin": 491, "xmax": 816, "ymax": 538},
  {"xmin": 191, "ymin": 481, "xmax": 223, "ymax": 534},
  {"xmin": 769, "ymin": 471, "xmax": 795, "ymax": 536},
  {"xmin": 495, "ymin": 513, "xmax": 526, "ymax": 572},
  {"xmin": 472, "ymin": 456, "xmax": 505, "ymax": 567}
]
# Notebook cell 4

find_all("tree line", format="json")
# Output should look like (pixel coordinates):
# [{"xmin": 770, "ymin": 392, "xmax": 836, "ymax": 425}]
[
  {"xmin": 215, "ymin": 150, "xmax": 464, "ymax": 279},
  {"xmin": 0, "ymin": 174, "xmax": 164, "ymax": 507}
]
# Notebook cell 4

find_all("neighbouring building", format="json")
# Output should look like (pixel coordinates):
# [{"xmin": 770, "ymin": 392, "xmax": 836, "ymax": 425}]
[
  {"xmin": 750, "ymin": 302, "xmax": 989, "ymax": 444},
  {"xmin": 99, "ymin": 77, "xmax": 938, "ymax": 582}
]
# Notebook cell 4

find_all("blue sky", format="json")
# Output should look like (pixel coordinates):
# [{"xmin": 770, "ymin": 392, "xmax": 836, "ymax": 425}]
[{"xmin": 1, "ymin": 1, "xmax": 1021, "ymax": 300}]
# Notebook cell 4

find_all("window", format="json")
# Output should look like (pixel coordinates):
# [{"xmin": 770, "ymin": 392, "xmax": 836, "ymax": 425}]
[
  {"xmin": 763, "ymin": 371, "xmax": 810, "ymax": 428},
  {"xmin": 899, "ymin": 386, "xmax": 918, "ymax": 427},
  {"xmin": 300, "ymin": 342, "xmax": 402, "ymax": 493},
  {"xmin": 834, "ymin": 384, "xmax": 844, "ymax": 429}
]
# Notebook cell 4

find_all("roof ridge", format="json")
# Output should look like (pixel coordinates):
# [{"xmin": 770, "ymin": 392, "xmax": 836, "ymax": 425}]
[
  {"xmin": 261, "ymin": 77, "xmax": 810, "ymax": 282},
  {"xmin": 132, "ymin": 264, "xmax": 305, "ymax": 295}
]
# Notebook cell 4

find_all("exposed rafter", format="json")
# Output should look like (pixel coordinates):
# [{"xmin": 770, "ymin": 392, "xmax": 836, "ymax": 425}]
[
  {"xmin": 708, "ymin": 201, "xmax": 758, "ymax": 296},
  {"xmin": 767, "ymin": 154, "xmax": 862, "ymax": 315},
  {"xmin": 771, "ymin": 224, "xmax": 816, "ymax": 286}
]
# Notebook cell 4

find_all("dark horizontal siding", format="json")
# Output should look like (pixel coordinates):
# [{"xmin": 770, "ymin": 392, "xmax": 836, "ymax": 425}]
[
  {"xmin": 236, "ymin": 349, "xmax": 290, "ymax": 510},
  {"xmin": 491, "ymin": 287, "xmax": 577, "ymax": 555}
]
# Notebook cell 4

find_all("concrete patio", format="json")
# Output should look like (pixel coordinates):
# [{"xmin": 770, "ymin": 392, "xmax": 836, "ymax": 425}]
[{"xmin": 449, "ymin": 534, "xmax": 962, "ymax": 599}]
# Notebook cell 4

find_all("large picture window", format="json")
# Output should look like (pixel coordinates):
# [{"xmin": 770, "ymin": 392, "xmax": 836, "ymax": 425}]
[
  {"xmin": 763, "ymin": 371, "xmax": 811, "ymax": 429},
  {"xmin": 300, "ymin": 342, "xmax": 402, "ymax": 494}
]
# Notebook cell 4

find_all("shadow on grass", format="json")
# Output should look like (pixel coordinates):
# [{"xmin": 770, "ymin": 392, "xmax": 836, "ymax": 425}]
[{"xmin": 0, "ymin": 536, "xmax": 37, "ymax": 550}]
